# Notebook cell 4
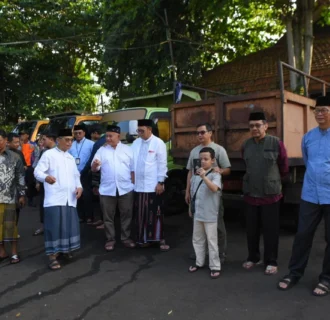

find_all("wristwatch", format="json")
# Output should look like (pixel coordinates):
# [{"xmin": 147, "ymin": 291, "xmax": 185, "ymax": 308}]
[{"xmin": 158, "ymin": 181, "xmax": 164, "ymax": 185}]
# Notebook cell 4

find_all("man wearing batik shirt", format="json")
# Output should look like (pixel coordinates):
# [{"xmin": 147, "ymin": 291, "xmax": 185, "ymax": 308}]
[
  {"xmin": 242, "ymin": 111, "xmax": 288, "ymax": 275},
  {"xmin": 132, "ymin": 119, "xmax": 169, "ymax": 251},
  {"xmin": 0, "ymin": 129, "xmax": 26, "ymax": 265}
]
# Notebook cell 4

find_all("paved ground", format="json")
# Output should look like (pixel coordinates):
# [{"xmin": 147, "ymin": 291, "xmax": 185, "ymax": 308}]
[{"xmin": 0, "ymin": 204, "xmax": 329, "ymax": 320}]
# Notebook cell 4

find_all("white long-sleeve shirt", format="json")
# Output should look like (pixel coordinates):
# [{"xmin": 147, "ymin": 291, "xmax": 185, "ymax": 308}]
[
  {"xmin": 34, "ymin": 147, "xmax": 82, "ymax": 207},
  {"xmin": 92, "ymin": 142, "xmax": 134, "ymax": 196},
  {"xmin": 132, "ymin": 135, "xmax": 167, "ymax": 192}
]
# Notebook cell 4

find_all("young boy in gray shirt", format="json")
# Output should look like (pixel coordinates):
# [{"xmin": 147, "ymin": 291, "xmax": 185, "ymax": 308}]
[{"xmin": 188, "ymin": 147, "xmax": 222, "ymax": 279}]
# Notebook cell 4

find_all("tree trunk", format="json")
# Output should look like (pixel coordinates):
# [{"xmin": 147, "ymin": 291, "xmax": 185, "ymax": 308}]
[
  {"xmin": 285, "ymin": 17, "xmax": 297, "ymax": 91},
  {"xmin": 303, "ymin": 0, "xmax": 314, "ymax": 90}
]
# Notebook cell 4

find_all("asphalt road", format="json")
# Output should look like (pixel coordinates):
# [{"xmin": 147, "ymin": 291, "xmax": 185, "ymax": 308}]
[{"xmin": 0, "ymin": 203, "xmax": 329, "ymax": 320}]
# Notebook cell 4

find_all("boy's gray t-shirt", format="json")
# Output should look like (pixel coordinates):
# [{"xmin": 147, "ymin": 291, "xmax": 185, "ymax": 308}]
[
  {"xmin": 190, "ymin": 171, "xmax": 222, "ymax": 222},
  {"xmin": 186, "ymin": 142, "xmax": 231, "ymax": 171}
]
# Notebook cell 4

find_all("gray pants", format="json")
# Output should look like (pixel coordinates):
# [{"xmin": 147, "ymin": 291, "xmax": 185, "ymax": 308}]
[
  {"xmin": 100, "ymin": 191, "xmax": 134, "ymax": 242},
  {"xmin": 217, "ymin": 197, "xmax": 227, "ymax": 254}
]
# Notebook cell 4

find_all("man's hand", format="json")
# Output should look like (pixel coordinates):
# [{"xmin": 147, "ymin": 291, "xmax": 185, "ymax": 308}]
[
  {"xmin": 91, "ymin": 159, "xmax": 101, "ymax": 171},
  {"xmin": 45, "ymin": 175, "xmax": 56, "ymax": 184},
  {"xmin": 36, "ymin": 183, "xmax": 40, "ymax": 192},
  {"xmin": 188, "ymin": 209, "xmax": 192, "ymax": 218},
  {"xmin": 18, "ymin": 196, "xmax": 25, "ymax": 208},
  {"xmin": 76, "ymin": 187, "xmax": 83, "ymax": 199},
  {"xmin": 213, "ymin": 167, "xmax": 223, "ymax": 174},
  {"xmin": 155, "ymin": 183, "xmax": 165, "ymax": 195},
  {"xmin": 92, "ymin": 187, "xmax": 100, "ymax": 196},
  {"xmin": 185, "ymin": 191, "xmax": 191, "ymax": 204}
]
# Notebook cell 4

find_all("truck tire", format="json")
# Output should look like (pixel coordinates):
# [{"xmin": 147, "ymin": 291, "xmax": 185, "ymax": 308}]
[{"xmin": 163, "ymin": 174, "xmax": 187, "ymax": 215}]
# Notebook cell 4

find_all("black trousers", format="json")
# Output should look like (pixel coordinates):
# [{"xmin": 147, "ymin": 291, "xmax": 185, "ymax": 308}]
[
  {"xmin": 245, "ymin": 201, "xmax": 280, "ymax": 266},
  {"xmin": 288, "ymin": 200, "xmax": 330, "ymax": 285},
  {"xmin": 77, "ymin": 172, "xmax": 93, "ymax": 221},
  {"xmin": 25, "ymin": 166, "xmax": 37, "ymax": 200}
]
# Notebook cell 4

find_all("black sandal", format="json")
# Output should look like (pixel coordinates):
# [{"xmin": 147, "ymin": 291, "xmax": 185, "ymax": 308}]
[
  {"xmin": 277, "ymin": 275, "xmax": 299, "ymax": 291},
  {"xmin": 312, "ymin": 283, "xmax": 330, "ymax": 297},
  {"xmin": 188, "ymin": 265, "xmax": 203, "ymax": 273},
  {"xmin": 210, "ymin": 270, "xmax": 221, "ymax": 279},
  {"xmin": 48, "ymin": 259, "xmax": 61, "ymax": 271},
  {"xmin": 10, "ymin": 255, "xmax": 20, "ymax": 264}
]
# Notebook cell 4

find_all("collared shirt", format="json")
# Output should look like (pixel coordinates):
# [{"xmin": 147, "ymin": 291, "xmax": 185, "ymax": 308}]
[
  {"xmin": 69, "ymin": 137, "xmax": 94, "ymax": 172},
  {"xmin": 34, "ymin": 148, "xmax": 82, "ymax": 207},
  {"xmin": 92, "ymin": 142, "xmax": 134, "ymax": 196},
  {"xmin": 301, "ymin": 127, "xmax": 330, "ymax": 204},
  {"xmin": 132, "ymin": 135, "xmax": 167, "ymax": 193},
  {"xmin": 0, "ymin": 149, "xmax": 25, "ymax": 204}
]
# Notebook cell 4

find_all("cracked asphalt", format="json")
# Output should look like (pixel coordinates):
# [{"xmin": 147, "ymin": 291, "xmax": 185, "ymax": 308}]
[{"xmin": 0, "ymin": 203, "xmax": 329, "ymax": 320}]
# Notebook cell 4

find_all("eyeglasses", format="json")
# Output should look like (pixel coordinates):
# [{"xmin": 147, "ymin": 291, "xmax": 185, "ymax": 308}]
[
  {"xmin": 196, "ymin": 130, "xmax": 209, "ymax": 136},
  {"xmin": 314, "ymin": 108, "xmax": 330, "ymax": 115},
  {"xmin": 249, "ymin": 123, "xmax": 264, "ymax": 129},
  {"xmin": 136, "ymin": 129, "xmax": 145, "ymax": 134}
]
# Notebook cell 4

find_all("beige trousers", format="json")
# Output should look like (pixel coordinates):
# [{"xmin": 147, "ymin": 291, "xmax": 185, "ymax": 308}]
[{"xmin": 193, "ymin": 220, "xmax": 221, "ymax": 270}]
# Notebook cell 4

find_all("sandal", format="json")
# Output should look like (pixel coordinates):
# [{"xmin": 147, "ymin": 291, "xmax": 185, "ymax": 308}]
[
  {"xmin": 96, "ymin": 224, "xmax": 105, "ymax": 229},
  {"xmin": 48, "ymin": 259, "xmax": 61, "ymax": 271},
  {"xmin": 277, "ymin": 275, "xmax": 299, "ymax": 291},
  {"xmin": 33, "ymin": 228, "xmax": 44, "ymax": 236},
  {"xmin": 312, "ymin": 282, "xmax": 330, "ymax": 297},
  {"xmin": 160, "ymin": 241, "xmax": 170, "ymax": 252},
  {"xmin": 105, "ymin": 241, "xmax": 116, "ymax": 252},
  {"xmin": 264, "ymin": 265, "xmax": 278, "ymax": 275},
  {"xmin": 122, "ymin": 239, "xmax": 136, "ymax": 248},
  {"xmin": 189, "ymin": 265, "xmax": 204, "ymax": 273},
  {"xmin": 210, "ymin": 270, "xmax": 221, "ymax": 279},
  {"xmin": 92, "ymin": 220, "xmax": 103, "ymax": 226},
  {"xmin": 57, "ymin": 253, "xmax": 73, "ymax": 261},
  {"xmin": 10, "ymin": 255, "xmax": 20, "ymax": 264},
  {"xmin": 242, "ymin": 260, "xmax": 262, "ymax": 270}
]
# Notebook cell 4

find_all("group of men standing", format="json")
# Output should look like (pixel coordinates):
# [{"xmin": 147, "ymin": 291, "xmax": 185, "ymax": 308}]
[{"xmin": 1, "ymin": 95, "xmax": 330, "ymax": 296}]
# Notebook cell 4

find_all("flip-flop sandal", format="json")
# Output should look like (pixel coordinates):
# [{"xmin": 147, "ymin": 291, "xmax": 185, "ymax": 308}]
[
  {"xmin": 160, "ymin": 241, "xmax": 170, "ymax": 252},
  {"xmin": 189, "ymin": 265, "xmax": 204, "ymax": 273},
  {"xmin": 33, "ymin": 228, "xmax": 44, "ymax": 236},
  {"xmin": 277, "ymin": 275, "xmax": 299, "ymax": 291},
  {"xmin": 122, "ymin": 239, "xmax": 136, "ymax": 248},
  {"xmin": 312, "ymin": 283, "xmax": 330, "ymax": 297},
  {"xmin": 10, "ymin": 255, "xmax": 20, "ymax": 264},
  {"xmin": 210, "ymin": 270, "xmax": 221, "ymax": 279},
  {"xmin": 138, "ymin": 243, "xmax": 152, "ymax": 248},
  {"xmin": 0, "ymin": 255, "xmax": 9, "ymax": 263},
  {"xmin": 48, "ymin": 259, "xmax": 61, "ymax": 271},
  {"xmin": 105, "ymin": 241, "xmax": 116, "ymax": 252},
  {"xmin": 96, "ymin": 224, "xmax": 105, "ymax": 229},
  {"xmin": 242, "ymin": 260, "xmax": 262, "ymax": 270},
  {"xmin": 92, "ymin": 220, "xmax": 103, "ymax": 226},
  {"xmin": 264, "ymin": 265, "xmax": 278, "ymax": 275}
]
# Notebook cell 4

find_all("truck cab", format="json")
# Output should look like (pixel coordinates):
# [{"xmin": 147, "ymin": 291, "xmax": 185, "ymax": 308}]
[{"xmin": 12, "ymin": 120, "xmax": 49, "ymax": 142}]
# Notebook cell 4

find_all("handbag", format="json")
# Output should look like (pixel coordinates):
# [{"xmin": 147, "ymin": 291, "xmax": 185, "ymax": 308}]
[{"xmin": 190, "ymin": 169, "xmax": 213, "ymax": 215}]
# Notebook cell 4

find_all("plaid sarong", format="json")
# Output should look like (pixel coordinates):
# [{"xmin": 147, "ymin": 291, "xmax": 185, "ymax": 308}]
[{"xmin": 0, "ymin": 203, "xmax": 18, "ymax": 243}]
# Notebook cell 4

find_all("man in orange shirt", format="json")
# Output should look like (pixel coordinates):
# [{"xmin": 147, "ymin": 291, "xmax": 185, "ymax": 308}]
[{"xmin": 19, "ymin": 130, "xmax": 39, "ymax": 207}]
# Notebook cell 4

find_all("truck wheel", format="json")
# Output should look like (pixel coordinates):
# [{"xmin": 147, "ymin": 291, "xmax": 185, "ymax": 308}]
[{"xmin": 163, "ymin": 175, "xmax": 187, "ymax": 215}]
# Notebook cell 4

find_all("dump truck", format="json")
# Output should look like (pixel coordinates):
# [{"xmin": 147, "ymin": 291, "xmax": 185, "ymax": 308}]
[{"xmin": 170, "ymin": 72, "xmax": 329, "ymax": 224}]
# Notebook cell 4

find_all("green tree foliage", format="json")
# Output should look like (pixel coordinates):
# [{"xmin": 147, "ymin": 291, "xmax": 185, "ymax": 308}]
[{"xmin": 0, "ymin": 0, "xmax": 104, "ymax": 124}]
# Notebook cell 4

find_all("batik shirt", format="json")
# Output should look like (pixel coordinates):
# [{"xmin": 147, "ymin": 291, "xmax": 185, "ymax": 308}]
[{"xmin": 0, "ymin": 150, "xmax": 26, "ymax": 204}]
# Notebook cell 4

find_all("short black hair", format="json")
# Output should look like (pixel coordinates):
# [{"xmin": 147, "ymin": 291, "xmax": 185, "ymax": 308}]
[
  {"xmin": 42, "ymin": 130, "xmax": 57, "ymax": 141},
  {"xmin": 7, "ymin": 132, "xmax": 19, "ymax": 142},
  {"xmin": 196, "ymin": 123, "xmax": 212, "ymax": 132},
  {"xmin": 199, "ymin": 147, "xmax": 215, "ymax": 159},
  {"xmin": 0, "ymin": 129, "xmax": 7, "ymax": 139},
  {"xmin": 90, "ymin": 124, "xmax": 103, "ymax": 134}
]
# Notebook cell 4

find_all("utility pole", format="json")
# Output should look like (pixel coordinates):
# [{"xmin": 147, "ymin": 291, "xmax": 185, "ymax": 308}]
[{"xmin": 164, "ymin": 9, "xmax": 177, "ymax": 103}]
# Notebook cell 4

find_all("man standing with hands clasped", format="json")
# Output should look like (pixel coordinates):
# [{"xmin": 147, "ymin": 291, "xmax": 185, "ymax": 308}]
[
  {"xmin": 91, "ymin": 125, "xmax": 135, "ymax": 252},
  {"xmin": 242, "ymin": 111, "xmax": 288, "ymax": 275},
  {"xmin": 34, "ymin": 129, "xmax": 83, "ymax": 271},
  {"xmin": 132, "ymin": 119, "xmax": 170, "ymax": 251},
  {"xmin": 278, "ymin": 96, "xmax": 330, "ymax": 297}
]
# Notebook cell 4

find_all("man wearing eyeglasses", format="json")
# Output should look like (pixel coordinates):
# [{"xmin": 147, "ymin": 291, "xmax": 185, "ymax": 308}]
[
  {"xmin": 34, "ymin": 129, "xmax": 83, "ymax": 270},
  {"xmin": 185, "ymin": 123, "xmax": 231, "ymax": 263},
  {"xmin": 69, "ymin": 124, "xmax": 94, "ymax": 223},
  {"xmin": 242, "ymin": 111, "xmax": 288, "ymax": 276},
  {"xmin": 278, "ymin": 96, "xmax": 330, "ymax": 297}
]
